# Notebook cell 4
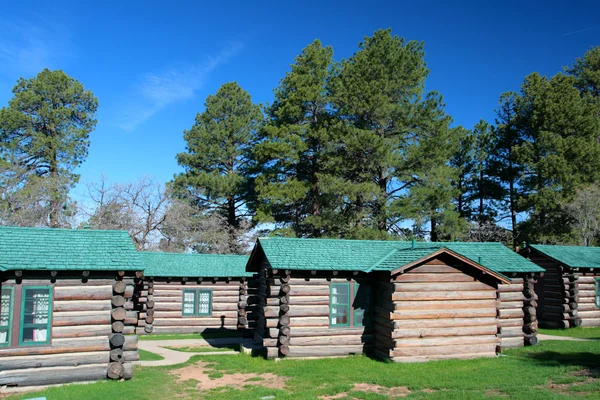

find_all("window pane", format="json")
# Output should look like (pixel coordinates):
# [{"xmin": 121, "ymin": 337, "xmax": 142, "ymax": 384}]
[
  {"xmin": 198, "ymin": 290, "xmax": 211, "ymax": 315},
  {"xmin": 330, "ymin": 283, "xmax": 350, "ymax": 326},
  {"xmin": 183, "ymin": 290, "xmax": 196, "ymax": 315},
  {"xmin": 21, "ymin": 287, "xmax": 51, "ymax": 344}
]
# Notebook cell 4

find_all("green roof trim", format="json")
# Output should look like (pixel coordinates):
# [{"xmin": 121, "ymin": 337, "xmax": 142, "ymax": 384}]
[
  {"xmin": 141, "ymin": 252, "xmax": 252, "ymax": 277},
  {"xmin": 0, "ymin": 226, "xmax": 140, "ymax": 271},
  {"xmin": 529, "ymin": 244, "xmax": 600, "ymax": 269},
  {"xmin": 254, "ymin": 238, "xmax": 544, "ymax": 275}
]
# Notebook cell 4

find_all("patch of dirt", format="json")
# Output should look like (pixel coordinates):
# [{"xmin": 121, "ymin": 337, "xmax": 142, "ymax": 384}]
[
  {"xmin": 172, "ymin": 361, "xmax": 287, "ymax": 391},
  {"xmin": 542, "ymin": 371, "xmax": 600, "ymax": 395},
  {"xmin": 352, "ymin": 383, "xmax": 412, "ymax": 397},
  {"xmin": 485, "ymin": 389, "xmax": 509, "ymax": 397},
  {"xmin": 318, "ymin": 393, "xmax": 350, "ymax": 399}
]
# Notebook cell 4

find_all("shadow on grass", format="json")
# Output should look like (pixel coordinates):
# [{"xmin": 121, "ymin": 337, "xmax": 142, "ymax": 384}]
[{"xmin": 525, "ymin": 351, "xmax": 600, "ymax": 377}]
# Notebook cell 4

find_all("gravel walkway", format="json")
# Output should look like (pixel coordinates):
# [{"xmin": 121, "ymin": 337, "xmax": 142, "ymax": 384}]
[
  {"xmin": 136, "ymin": 337, "xmax": 253, "ymax": 366},
  {"xmin": 537, "ymin": 334, "xmax": 598, "ymax": 342}
]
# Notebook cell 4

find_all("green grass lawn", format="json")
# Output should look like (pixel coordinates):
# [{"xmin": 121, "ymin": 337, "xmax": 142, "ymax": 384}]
[
  {"xmin": 539, "ymin": 326, "xmax": 600, "ymax": 339},
  {"xmin": 139, "ymin": 331, "xmax": 242, "ymax": 341},
  {"xmin": 164, "ymin": 344, "xmax": 239, "ymax": 353},
  {"xmin": 8, "ymin": 340, "xmax": 600, "ymax": 400},
  {"xmin": 138, "ymin": 349, "xmax": 165, "ymax": 361}
]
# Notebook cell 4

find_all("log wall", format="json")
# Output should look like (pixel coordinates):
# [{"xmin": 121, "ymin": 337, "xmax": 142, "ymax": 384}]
[
  {"xmin": 576, "ymin": 272, "xmax": 600, "ymax": 327},
  {"xmin": 261, "ymin": 271, "xmax": 372, "ymax": 359},
  {"xmin": 529, "ymin": 252, "xmax": 582, "ymax": 328},
  {"xmin": 497, "ymin": 280, "xmax": 525, "ymax": 348},
  {"xmin": 0, "ymin": 272, "xmax": 139, "ymax": 386},
  {"xmin": 379, "ymin": 256, "xmax": 501, "ymax": 362},
  {"xmin": 138, "ymin": 278, "xmax": 248, "ymax": 335}
]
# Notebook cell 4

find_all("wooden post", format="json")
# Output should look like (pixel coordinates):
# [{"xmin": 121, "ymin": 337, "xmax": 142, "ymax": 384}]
[{"xmin": 523, "ymin": 274, "xmax": 539, "ymax": 346}]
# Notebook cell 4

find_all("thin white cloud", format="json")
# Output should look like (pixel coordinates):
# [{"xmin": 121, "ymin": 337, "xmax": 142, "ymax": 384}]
[
  {"xmin": 114, "ymin": 41, "xmax": 243, "ymax": 131},
  {"xmin": 0, "ymin": 17, "xmax": 72, "ymax": 77},
  {"xmin": 562, "ymin": 25, "xmax": 600, "ymax": 37}
]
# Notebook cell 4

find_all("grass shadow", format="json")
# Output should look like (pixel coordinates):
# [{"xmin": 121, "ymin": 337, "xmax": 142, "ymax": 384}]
[{"xmin": 524, "ymin": 351, "xmax": 600, "ymax": 376}]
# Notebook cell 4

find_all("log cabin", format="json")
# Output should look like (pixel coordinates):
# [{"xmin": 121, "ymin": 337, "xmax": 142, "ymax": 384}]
[
  {"xmin": 139, "ymin": 252, "xmax": 253, "ymax": 336},
  {"xmin": 520, "ymin": 244, "xmax": 600, "ymax": 328},
  {"xmin": 247, "ymin": 238, "xmax": 544, "ymax": 362},
  {"xmin": 0, "ymin": 226, "xmax": 143, "ymax": 387}
]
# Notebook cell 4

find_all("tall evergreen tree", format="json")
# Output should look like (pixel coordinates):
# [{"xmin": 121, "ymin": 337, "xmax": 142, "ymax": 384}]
[
  {"xmin": 0, "ymin": 69, "xmax": 98, "ymax": 227},
  {"xmin": 514, "ymin": 73, "xmax": 600, "ymax": 243},
  {"xmin": 567, "ymin": 46, "xmax": 600, "ymax": 98},
  {"xmin": 489, "ymin": 92, "xmax": 524, "ymax": 248},
  {"xmin": 330, "ymin": 29, "xmax": 447, "ymax": 237},
  {"xmin": 173, "ymin": 82, "xmax": 262, "ymax": 251},
  {"xmin": 253, "ymin": 40, "xmax": 336, "ymax": 237}
]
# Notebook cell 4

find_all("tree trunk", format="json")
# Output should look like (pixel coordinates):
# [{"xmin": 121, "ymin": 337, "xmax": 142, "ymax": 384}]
[
  {"xmin": 49, "ymin": 132, "xmax": 60, "ymax": 228},
  {"xmin": 377, "ymin": 173, "xmax": 387, "ymax": 231},
  {"xmin": 431, "ymin": 212, "xmax": 438, "ymax": 242},
  {"xmin": 508, "ymin": 157, "xmax": 518, "ymax": 250}
]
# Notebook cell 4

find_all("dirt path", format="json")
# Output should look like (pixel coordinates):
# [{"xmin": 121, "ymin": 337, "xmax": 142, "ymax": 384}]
[
  {"xmin": 136, "ymin": 337, "xmax": 253, "ymax": 366},
  {"xmin": 538, "ymin": 334, "xmax": 599, "ymax": 341}
]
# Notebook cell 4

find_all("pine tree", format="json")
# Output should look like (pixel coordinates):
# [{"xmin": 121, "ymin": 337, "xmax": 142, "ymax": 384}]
[
  {"xmin": 0, "ymin": 69, "xmax": 98, "ymax": 227},
  {"xmin": 173, "ymin": 82, "xmax": 262, "ymax": 251},
  {"xmin": 253, "ymin": 40, "xmax": 336, "ymax": 237},
  {"xmin": 567, "ymin": 46, "xmax": 600, "ymax": 98},
  {"xmin": 330, "ymin": 29, "xmax": 445, "ymax": 237}
]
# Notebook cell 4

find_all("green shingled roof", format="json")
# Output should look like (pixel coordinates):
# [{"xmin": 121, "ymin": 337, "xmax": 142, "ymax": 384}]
[
  {"xmin": 529, "ymin": 244, "xmax": 600, "ymax": 269},
  {"xmin": 255, "ymin": 238, "xmax": 544, "ymax": 274},
  {"xmin": 141, "ymin": 252, "xmax": 252, "ymax": 277},
  {"xmin": 0, "ymin": 226, "xmax": 140, "ymax": 271}
]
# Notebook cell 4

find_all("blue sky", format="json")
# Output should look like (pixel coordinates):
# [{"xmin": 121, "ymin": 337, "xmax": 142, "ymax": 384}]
[{"xmin": 0, "ymin": 0, "xmax": 599, "ymax": 204}]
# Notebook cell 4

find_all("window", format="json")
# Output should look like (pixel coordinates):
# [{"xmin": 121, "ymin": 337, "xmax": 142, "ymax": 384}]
[
  {"xmin": 596, "ymin": 279, "xmax": 600, "ymax": 308},
  {"xmin": 0, "ymin": 287, "xmax": 13, "ymax": 346},
  {"xmin": 20, "ymin": 287, "xmax": 52, "ymax": 346},
  {"xmin": 330, "ymin": 282, "xmax": 370, "ymax": 327},
  {"xmin": 182, "ymin": 289, "xmax": 212, "ymax": 317},
  {"xmin": 330, "ymin": 283, "xmax": 350, "ymax": 326}
]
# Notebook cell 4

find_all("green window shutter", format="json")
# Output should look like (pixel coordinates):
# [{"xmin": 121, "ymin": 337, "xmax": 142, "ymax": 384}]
[
  {"xmin": 0, "ymin": 286, "xmax": 13, "ymax": 346},
  {"xmin": 330, "ymin": 283, "xmax": 350, "ymax": 327},
  {"xmin": 197, "ymin": 290, "xmax": 212, "ymax": 316},
  {"xmin": 182, "ymin": 289, "xmax": 197, "ymax": 316},
  {"xmin": 20, "ymin": 286, "xmax": 52, "ymax": 346},
  {"xmin": 353, "ymin": 283, "xmax": 371, "ymax": 327},
  {"xmin": 596, "ymin": 279, "xmax": 600, "ymax": 308}
]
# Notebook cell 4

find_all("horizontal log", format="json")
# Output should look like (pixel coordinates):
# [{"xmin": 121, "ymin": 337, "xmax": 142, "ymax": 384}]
[
  {"xmin": 404, "ymin": 265, "xmax": 461, "ymax": 274},
  {"xmin": 0, "ymin": 337, "xmax": 109, "ymax": 357},
  {"xmin": 391, "ymin": 352, "xmax": 496, "ymax": 362},
  {"xmin": 498, "ymin": 309, "xmax": 524, "ymax": 319},
  {"xmin": 53, "ymin": 311, "xmax": 111, "ymax": 327},
  {"xmin": 265, "ymin": 305, "xmax": 328, "ymax": 318},
  {"xmin": 393, "ymin": 300, "xmax": 497, "ymax": 311},
  {"xmin": 498, "ymin": 301, "xmax": 525, "ymax": 310},
  {"xmin": 288, "ymin": 286, "xmax": 329, "ymax": 296},
  {"xmin": 577, "ymin": 310, "xmax": 600, "ymax": 319},
  {"xmin": 500, "ymin": 337, "xmax": 524, "ymax": 348},
  {"xmin": 394, "ymin": 335, "xmax": 498, "ymax": 348},
  {"xmin": 266, "ymin": 316, "xmax": 329, "ymax": 328},
  {"xmin": 581, "ymin": 318, "xmax": 600, "ymax": 327},
  {"xmin": 390, "ymin": 317, "xmax": 498, "ymax": 330},
  {"xmin": 0, "ymin": 351, "xmax": 110, "ymax": 372},
  {"xmin": 52, "ymin": 325, "xmax": 112, "ymax": 338},
  {"xmin": 288, "ymin": 296, "xmax": 330, "ymax": 305},
  {"xmin": 0, "ymin": 363, "xmax": 109, "ymax": 386},
  {"xmin": 289, "ymin": 327, "xmax": 367, "ymax": 337},
  {"xmin": 497, "ymin": 292, "xmax": 526, "ymax": 301},
  {"xmin": 53, "ymin": 300, "xmax": 112, "ymax": 312},
  {"xmin": 392, "ymin": 291, "xmax": 496, "ymax": 301},
  {"xmin": 388, "ymin": 325, "xmax": 497, "ymax": 339},
  {"xmin": 394, "ymin": 282, "xmax": 493, "ymax": 292},
  {"xmin": 285, "ymin": 345, "xmax": 367, "ymax": 357},
  {"xmin": 496, "ymin": 318, "xmax": 522, "ymax": 328},
  {"xmin": 287, "ymin": 278, "xmax": 356, "ymax": 285},
  {"xmin": 54, "ymin": 286, "xmax": 112, "ymax": 301},
  {"xmin": 389, "ymin": 308, "xmax": 496, "ymax": 320},
  {"xmin": 394, "ymin": 273, "xmax": 477, "ymax": 283},
  {"xmin": 290, "ymin": 335, "xmax": 371, "ymax": 346},
  {"xmin": 122, "ymin": 350, "xmax": 139, "ymax": 362},
  {"xmin": 392, "ymin": 343, "xmax": 497, "ymax": 357},
  {"xmin": 496, "ymin": 284, "xmax": 524, "ymax": 293}
]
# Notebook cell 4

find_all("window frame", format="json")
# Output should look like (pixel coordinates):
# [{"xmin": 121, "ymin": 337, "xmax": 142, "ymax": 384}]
[
  {"xmin": 596, "ymin": 278, "xmax": 600, "ymax": 309},
  {"xmin": 19, "ymin": 286, "xmax": 53, "ymax": 347},
  {"xmin": 181, "ymin": 288, "xmax": 212, "ymax": 317},
  {"xmin": 329, "ymin": 283, "xmax": 351, "ymax": 327},
  {"xmin": 0, "ymin": 286, "xmax": 14, "ymax": 347}
]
